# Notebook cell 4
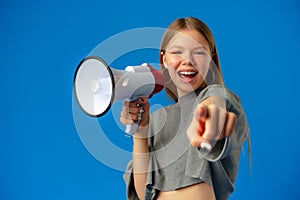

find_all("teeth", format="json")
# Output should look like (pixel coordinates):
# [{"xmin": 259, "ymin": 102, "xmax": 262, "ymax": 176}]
[{"xmin": 179, "ymin": 71, "xmax": 196, "ymax": 75}]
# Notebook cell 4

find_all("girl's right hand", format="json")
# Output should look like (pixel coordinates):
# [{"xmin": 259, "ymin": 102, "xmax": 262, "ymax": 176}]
[{"xmin": 120, "ymin": 97, "xmax": 150, "ymax": 137}]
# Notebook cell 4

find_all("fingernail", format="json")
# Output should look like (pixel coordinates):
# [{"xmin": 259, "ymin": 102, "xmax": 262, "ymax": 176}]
[{"xmin": 201, "ymin": 142, "xmax": 212, "ymax": 151}]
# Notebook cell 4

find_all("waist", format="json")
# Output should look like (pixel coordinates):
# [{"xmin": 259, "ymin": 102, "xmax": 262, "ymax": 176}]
[{"xmin": 156, "ymin": 182, "xmax": 214, "ymax": 200}]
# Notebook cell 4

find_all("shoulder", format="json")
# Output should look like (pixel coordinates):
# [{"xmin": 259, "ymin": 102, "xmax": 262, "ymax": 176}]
[
  {"xmin": 198, "ymin": 84, "xmax": 240, "ymax": 105},
  {"xmin": 195, "ymin": 85, "xmax": 246, "ymax": 119},
  {"xmin": 199, "ymin": 84, "xmax": 235, "ymax": 98}
]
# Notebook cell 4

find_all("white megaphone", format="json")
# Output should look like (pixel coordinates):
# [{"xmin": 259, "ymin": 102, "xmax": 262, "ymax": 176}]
[{"xmin": 73, "ymin": 56, "xmax": 164, "ymax": 135}]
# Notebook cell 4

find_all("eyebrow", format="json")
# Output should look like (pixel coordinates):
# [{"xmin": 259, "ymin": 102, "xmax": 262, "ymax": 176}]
[{"xmin": 167, "ymin": 45, "xmax": 209, "ymax": 51}]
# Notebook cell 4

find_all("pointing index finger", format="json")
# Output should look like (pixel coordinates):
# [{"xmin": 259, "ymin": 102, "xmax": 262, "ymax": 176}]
[{"xmin": 196, "ymin": 105, "xmax": 208, "ymax": 122}]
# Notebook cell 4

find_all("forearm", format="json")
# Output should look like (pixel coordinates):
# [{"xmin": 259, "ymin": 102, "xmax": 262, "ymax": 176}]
[{"xmin": 132, "ymin": 128, "xmax": 150, "ymax": 199}]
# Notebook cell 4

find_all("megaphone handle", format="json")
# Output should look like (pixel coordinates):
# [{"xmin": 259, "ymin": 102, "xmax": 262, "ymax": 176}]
[
  {"xmin": 125, "ymin": 107, "xmax": 143, "ymax": 135},
  {"xmin": 124, "ymin": 98, "xmax": 143, "ymax": 135},
  {"xmin": 125, "ymin": 123, "xmax": 139, "ymax": 135}
]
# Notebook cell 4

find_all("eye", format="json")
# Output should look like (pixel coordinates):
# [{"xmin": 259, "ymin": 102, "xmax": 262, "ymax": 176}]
[
  {"xmin": 170, "ymin": 50, "xmax": 182, "ymax": 55},
  {"xmin": 193, "ymin": 51, "xmax": 205, "ymax": 55}
]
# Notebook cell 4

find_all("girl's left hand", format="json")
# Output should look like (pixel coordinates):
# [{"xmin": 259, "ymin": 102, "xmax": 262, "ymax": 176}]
[{"xmin": 186, "ymin": 102, "xmax": 237, "ymax": 150}]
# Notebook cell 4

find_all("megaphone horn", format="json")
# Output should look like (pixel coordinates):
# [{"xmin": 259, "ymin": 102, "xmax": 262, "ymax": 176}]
[{"xmin": 73, "ymin": 56, "xmax": 164, "ymax": 135}]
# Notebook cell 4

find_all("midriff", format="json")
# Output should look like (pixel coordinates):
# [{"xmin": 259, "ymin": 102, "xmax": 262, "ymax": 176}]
[{"xmin": 156, "ymin": 182, "xmax": 215, "ymax": 200}]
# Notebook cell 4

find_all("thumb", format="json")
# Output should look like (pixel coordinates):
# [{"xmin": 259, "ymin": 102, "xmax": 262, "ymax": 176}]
[{"xmin": 137, "ymin": 97, "xmax": 148, "ymax": 105}]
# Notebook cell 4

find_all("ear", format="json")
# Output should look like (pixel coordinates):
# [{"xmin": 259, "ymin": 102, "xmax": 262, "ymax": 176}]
[{"xmin": 162, "ymin": 54, "xmax": 168, "ymax": 69}]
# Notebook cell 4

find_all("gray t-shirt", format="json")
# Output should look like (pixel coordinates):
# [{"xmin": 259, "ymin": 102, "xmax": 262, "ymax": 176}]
[{"xmin": 124, "ymin": 84, "xmax": 249, "ymax": 200}]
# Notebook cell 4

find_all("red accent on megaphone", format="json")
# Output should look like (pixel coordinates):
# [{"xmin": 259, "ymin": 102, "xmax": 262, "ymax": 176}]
[{"xmin": 147, "ymin": 64, "xmax": 165, "ymax": 97}]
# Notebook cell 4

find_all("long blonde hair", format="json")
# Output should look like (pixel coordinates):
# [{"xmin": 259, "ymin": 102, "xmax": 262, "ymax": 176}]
[{"xmin": 160, "ymin": 17, "xmax": 224, "ymax": 102}]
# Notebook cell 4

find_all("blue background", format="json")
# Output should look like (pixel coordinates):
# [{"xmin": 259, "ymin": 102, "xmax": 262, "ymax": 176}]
[{"xmin": 1, "ymin": 0, "xmax": 299, "ymax": 199}]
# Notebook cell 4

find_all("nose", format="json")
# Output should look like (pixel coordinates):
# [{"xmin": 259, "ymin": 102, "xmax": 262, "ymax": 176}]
[{"xmin": 181, "ymin": 54, "xmax": 194, "ymax": 66}]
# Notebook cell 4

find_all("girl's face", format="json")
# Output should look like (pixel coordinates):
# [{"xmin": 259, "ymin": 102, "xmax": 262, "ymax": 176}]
[{"xmin": 163, "ymin": 29, "xmax": 212, "ymax": 97}]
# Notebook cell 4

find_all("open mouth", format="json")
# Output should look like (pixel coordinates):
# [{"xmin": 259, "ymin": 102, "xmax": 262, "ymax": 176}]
[{"xmin": 177, "ymin": 70, "xmax": 198, "ymax": 82}]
